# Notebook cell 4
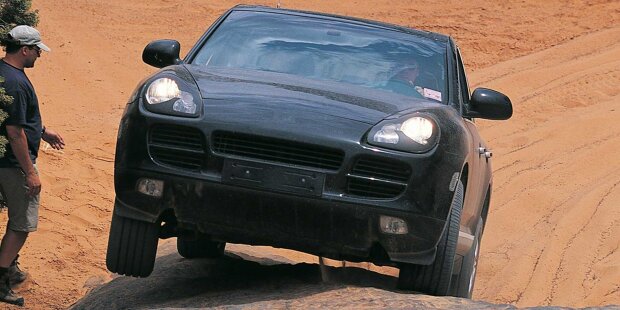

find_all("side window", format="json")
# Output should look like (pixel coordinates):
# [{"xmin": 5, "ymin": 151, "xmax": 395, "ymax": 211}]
[{"xmin": 455, "ymin": 48, "xmax": 471, "ymax": 105}]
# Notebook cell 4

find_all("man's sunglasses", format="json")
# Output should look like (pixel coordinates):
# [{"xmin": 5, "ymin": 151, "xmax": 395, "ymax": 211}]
[{"xmin": 27, "ymin": 45, "xmax": 41, "ymax": 55}]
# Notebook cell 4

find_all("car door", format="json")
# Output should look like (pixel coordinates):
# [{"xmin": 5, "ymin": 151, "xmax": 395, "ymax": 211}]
[{"xmin": 456, "ymin": 47, "xmax": 489, "ymax": 231}]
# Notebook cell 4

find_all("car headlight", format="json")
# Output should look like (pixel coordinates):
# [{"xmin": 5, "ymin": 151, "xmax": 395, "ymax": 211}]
[
  {"xmin": 142, "ymin": 76, "xmax": 201, "ymax": 117},
  {"xmin": 146, "ymin": 78, "xmax": 180, "ymax": 104},
  {"xmin": 367, "ymin": 114, "xmax": 439, "ymax": 153}
]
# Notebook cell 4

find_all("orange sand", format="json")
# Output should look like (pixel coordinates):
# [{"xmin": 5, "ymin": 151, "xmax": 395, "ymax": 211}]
[{"xmin": 1, "ymin": 1, "xmax": 618, "ymax": 308}]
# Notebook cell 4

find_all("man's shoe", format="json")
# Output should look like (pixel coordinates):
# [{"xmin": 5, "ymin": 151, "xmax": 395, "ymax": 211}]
[
  {"xmin": 0, "ymin": 289, "xmax": 24, "ymax": 306},
  {"xmin": 8, "ymin": 255, "xmax": 28, "ymax": 287},
  {"xmin": 0, "ymin": 273, "xmax": 24, "ymax": 307}
]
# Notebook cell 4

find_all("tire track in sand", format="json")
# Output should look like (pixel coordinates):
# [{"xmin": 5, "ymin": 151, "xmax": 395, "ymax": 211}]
[{"xmin": 472, "ymin": 25, "xmax": 620, "ymax": 307}]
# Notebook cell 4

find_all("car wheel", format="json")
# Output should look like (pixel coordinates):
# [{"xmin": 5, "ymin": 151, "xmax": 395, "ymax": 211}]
[
  {"xmin": 106, "ymin": 213, "xmax": 159, "ymax": 277},
  {"xmin": 451, "ymin": 217, "xmax": 483, "ymax": 298},
  {"xmin": 177, "ymin": 234, "xmax": 226, "ymax": 259},
  {"xmin": 397, "ymin": 180, "xmax": 463, "ymax": 295}
]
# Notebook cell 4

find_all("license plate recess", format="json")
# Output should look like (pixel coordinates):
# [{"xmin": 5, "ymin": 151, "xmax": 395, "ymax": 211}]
[{"xmin": 222, "ymin": 159, "xmax": 325, "ymax": 197}]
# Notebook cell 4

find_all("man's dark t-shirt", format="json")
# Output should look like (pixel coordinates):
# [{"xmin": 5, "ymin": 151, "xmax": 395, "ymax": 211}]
[{"xmin": 0, "ymin": 59, "xmax": 43, "ymax": 168}]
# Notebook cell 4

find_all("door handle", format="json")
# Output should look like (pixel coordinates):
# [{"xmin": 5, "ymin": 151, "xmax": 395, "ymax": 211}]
[{"xmin": 478, "ymin": 147, "xmax": 492, "ymax": 159}]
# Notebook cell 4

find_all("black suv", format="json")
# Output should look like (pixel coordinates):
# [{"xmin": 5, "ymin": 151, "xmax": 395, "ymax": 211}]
[{"xmin": 106, "ymin": 5, "xmax": 512, "ymax": 298}]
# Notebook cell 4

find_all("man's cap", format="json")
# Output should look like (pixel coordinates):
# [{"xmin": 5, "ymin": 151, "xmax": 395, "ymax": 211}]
[{"xmin": 8, "ymin": 25, "xmax": 51, "ymax": 52}]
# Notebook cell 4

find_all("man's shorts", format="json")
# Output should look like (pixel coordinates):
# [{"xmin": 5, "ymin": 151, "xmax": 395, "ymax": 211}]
[{"xmin": 0, "ymin": 166, "xmax": 40, "ymax": 232}]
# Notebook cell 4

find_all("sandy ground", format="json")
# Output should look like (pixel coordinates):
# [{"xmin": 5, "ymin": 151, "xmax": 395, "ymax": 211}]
[
  {"xmin": 0, "ymin": 0, "xmax": 618, "ymax": 309},
  {"xmin": 71, "ymin": 242, "xmax": 526, "ymax": 310}
]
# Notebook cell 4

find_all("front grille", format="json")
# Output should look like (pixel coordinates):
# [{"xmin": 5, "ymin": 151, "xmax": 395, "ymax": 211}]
[
  {"xmin": 148, "ymin": 124, "xmax": 205, "ymax": 171},
  {"xmin": 212, "ymin": 131, "xmax": 344, "ymax": 171},
  {"xmin": 346, "ymin": 156, "xmax": 411, "ymax": 198}
]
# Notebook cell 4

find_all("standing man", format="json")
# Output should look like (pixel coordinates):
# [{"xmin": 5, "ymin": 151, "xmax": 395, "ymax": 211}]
[{"xmin": 0, "ymin": 25, "xmax": 64, "ymax": 306}]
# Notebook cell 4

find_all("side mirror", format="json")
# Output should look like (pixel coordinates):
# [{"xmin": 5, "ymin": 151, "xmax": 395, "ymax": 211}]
[
  {"xmin": 465, "ymin": 88, "xmax": 513, "ymax": 120},
  {"xmin": 142, "ymin": 39, "xmax": 183, "ymax": 68}
]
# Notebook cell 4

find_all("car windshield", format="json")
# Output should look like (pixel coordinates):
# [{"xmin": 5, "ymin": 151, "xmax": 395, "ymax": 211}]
[{"xmin": 192, "ymin": 11, "xmax": 448, "ymax": 103}]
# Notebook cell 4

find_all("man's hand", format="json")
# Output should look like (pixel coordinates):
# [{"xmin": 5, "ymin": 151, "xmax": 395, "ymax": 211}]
[
  {"xmin": 25, "ymin": 171, "xmax": 41, "ymax": 196},
  {"xmin": 42, "ymin": 128, "xmax": 65, "ymax": 150}
]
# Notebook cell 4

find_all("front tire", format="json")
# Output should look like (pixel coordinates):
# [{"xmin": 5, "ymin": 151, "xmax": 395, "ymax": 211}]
[
  {"xmin": 397, "ymin": 180, "xmax": 463, "ymax": 295},
  {"xmin": 177, "ymin": 234, "xmax": 226, "ymax": 259},
  {"xmin": 106, "ymin": 213, "xmax": 160, "ymax": 277}
]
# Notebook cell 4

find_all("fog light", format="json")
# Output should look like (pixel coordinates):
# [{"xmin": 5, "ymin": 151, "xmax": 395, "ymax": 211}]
[
  {"xmin": 379, "ymin": 215, "xmax": 408, "ymax": 235},
  {"xmin": 137, "ymin": 178, "xmax": 164, "ymax": 198}
]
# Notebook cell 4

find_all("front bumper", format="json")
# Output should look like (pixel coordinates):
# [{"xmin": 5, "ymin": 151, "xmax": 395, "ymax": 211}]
[
  {"xmin": 115, "ymin": 167, "xmax": 445, "ymax": 265},
  {"xmin": 113, "ymin": 100, "xmax": 466, "ymax": 265}
]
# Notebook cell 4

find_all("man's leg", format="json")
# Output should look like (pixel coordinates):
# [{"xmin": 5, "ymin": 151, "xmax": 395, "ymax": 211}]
[
  {"xmin": 0, "ymin": 167, "xmax": 39, "ymax": 306},
  {"xmin": 0, "ymin": 229, "xmax": 29, "ymax": 267},
  {"xmin": 0, "ymin": 229, "xmax": 27, "ymax": 306},
  {"xmin": 0, "ymin": 167, "xmax": 39, "ymax": 251}
]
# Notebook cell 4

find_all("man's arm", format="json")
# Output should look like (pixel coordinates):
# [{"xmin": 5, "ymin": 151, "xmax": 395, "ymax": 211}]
[{"xmin": 6, "ymin": 125, "xmax": 41, "ymax": 196}]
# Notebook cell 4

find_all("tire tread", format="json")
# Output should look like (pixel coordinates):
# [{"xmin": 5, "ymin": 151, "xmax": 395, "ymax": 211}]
[{"xmin": 106, "ymin": 214, "xmax": 159, "ymax": 277}]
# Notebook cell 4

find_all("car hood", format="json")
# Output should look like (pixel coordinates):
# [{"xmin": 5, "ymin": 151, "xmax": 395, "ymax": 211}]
[{"xmin": 186, "ymin": 66, "xmax": 443, "ymax": 125}]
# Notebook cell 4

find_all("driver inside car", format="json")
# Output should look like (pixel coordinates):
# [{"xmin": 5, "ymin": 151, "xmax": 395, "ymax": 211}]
[{"xmin": 383, "ymin": 58, "xmax": 425, "ymax": 98}]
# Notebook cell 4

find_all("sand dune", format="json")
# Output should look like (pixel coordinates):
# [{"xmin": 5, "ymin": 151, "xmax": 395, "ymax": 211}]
[
  {"xmin": 0, "ymin": 0, "xmax": 617, "ymax": 308},
  {"xmin": 473, "ymin": 26, "xmax": 620, "ymax": 307}
]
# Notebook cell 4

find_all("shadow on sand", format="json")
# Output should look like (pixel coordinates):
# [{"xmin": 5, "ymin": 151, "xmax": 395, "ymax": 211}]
[
  {"xmin": 70, "ymin": 243, "xmax": 413, "ymax": 309},
  {"xmin": 71, "ymin": 242, "xmax": 518, "ymax": 309}
]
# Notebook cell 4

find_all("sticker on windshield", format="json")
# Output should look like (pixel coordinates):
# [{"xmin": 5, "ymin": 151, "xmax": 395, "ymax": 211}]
[{"xmin": 423, "ymin": 88, "xmax": 442, "ymax": 101}]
